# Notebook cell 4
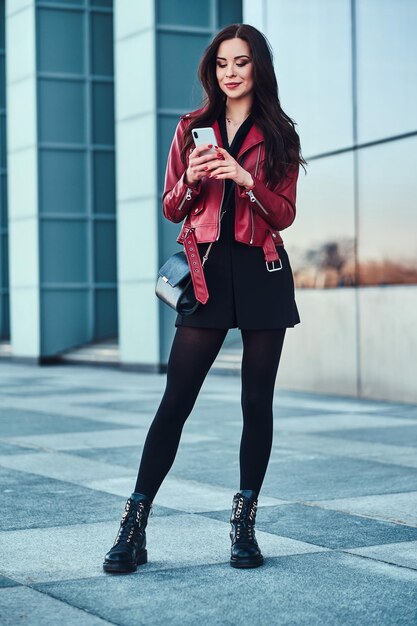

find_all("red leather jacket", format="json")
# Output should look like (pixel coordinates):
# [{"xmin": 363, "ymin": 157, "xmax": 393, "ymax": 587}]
[{"xmin": 162, "ymin": 107, "xmax": 299, "ymax": 267}]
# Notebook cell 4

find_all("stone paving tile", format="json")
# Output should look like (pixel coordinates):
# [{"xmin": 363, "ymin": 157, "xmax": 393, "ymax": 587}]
[
  {"xmin": 0, "ymin": 575, "xmax": 20, "ymax": 588},
  {"xmin": 275, "ymin": 433, "xmax": 417, "ymax": 469},
  {"xmin": 318, "ymin": 424, "xmax": 417, "ymax": 447},
  {"xmin": 239, "ymin": 503, "xmax": 417, "ymax": 549},
  {"xmin": 3, "ymin": 427, "xmax": 216, "ymax": 452},
  {"xmin": 0, "ymin": 387, "xmax": 120, "ymax": 398},
  {"xmin": 84, "ymin": 475, "xmax": 290, "ymax": 512},
  {"xmin": 0, "ymin": 441, "xmax": 39, "ymax": 456},
  {"xmin": 0, "ymin": 467, "xmax": 128, "ymax": 531},
  {"xmin": 0, "ymin": 408, "xmax": 131, "ymax": 438},
  {"xmin": 308, "ymin": 491, "xmax": 417, "ymax": 527},
  {"xmin": 0, "ymin": 451, "xmax": 133, "ymax": 486},
  {"xmin": 36, "ymin": 551, "xmax": 417, "ymax": 626},
  {"xmin": 273, "ymin": 414, "xmax": 413, "ymax": 434},
  {"xmin": 167, "ymin": 449, "xmax": 417, "ymax": 502},
  {"xmin": 345, "ymin": 540, "xmax": 417, "ymax": 570},
  {"xmin": 0, "ymin": 587, "xmax": 112, "ymax": 626},
  {"xmin": 1, "ymin": 515, "xmax": 326, "ymax": 585}
]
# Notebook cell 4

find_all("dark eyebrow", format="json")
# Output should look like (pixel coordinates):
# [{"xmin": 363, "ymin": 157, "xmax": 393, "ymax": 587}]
[{"xmin": 216, "ymin": 55, "xmax": 251, "ymax": 60}]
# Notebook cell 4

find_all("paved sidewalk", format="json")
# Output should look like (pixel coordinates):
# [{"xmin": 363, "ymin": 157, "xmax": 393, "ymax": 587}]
[{"xmin": 1, "ymin": 361, "xmax": 417, "ymax": 625}]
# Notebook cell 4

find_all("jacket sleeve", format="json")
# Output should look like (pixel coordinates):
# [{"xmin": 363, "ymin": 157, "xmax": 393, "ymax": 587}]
[
  {"xmin": 162, "ymin": 119, "xmax": 202, "ymax": 224},
  {"xmin": 237, "ymin": 162, "xmax": 299, "ymax": 231}
]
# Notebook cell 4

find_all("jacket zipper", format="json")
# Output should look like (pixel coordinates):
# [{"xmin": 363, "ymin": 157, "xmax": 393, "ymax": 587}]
[
  {"xmin": 247, "ymin": 189, "xmax": 269, "ymax": 215},
  {"xmin": 249, "ymin": 145, "xmax": 262, "ymax": 243},
  {"xmin": 177, "ymin": 186, "xmax": 193, "ymax": 211},
  {"xmin": 216, "ymin": 179, "xmax": 226, "ymax": 241}
]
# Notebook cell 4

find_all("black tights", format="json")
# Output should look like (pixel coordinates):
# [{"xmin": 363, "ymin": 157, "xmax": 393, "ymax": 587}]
[{"xmin": 134, "ymin": 326, "xmax": 286, "ymax": 502}]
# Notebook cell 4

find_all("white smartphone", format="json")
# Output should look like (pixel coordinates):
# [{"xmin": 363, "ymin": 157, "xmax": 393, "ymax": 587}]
[{"xmin": 191, "ymin": 127, "xmax": 217, "ymax": 156}]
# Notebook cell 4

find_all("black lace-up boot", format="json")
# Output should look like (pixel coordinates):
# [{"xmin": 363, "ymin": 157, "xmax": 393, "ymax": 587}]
[
  {"xmin": 229, "ymin": 489, "xmax": 264, "ymax": 568},
  {"xmin": 103, "ymin": 492, "xmax": 153, "ymax": 573}
]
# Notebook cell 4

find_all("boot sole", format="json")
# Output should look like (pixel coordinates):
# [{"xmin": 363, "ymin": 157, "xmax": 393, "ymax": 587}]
[
  {"xmin": 103, "ymin": 549, "xmax": 147, "ymax": 574},
  {"xmin": 230, "ymin": 555, "xmax": 264, "ymax": 569}
]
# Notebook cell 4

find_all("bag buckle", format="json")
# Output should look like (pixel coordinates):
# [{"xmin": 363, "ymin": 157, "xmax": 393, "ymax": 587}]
[{"xmin": 265, "ymin": 259, "xmax": 282, "ymax": 272}]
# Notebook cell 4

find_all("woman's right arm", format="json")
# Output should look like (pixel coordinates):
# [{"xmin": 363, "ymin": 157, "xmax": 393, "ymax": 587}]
[{"xmin": 162, "ymin": 119, "xmax": 202, "ymax": 224}]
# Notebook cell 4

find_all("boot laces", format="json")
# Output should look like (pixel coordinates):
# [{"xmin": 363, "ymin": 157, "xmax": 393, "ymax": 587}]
[
  {"xmin": 232, "ymin": 495, "xmax": 258, "ymax": 542},
  {"xmin": 113, "ymin": 498, "xmax": 148, "ymax": 546}
]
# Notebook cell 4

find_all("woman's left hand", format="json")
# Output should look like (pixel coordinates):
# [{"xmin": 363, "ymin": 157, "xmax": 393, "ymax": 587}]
[{"xmin": 205, "ymin": 147, "xmax": 254, "ymax": 189}]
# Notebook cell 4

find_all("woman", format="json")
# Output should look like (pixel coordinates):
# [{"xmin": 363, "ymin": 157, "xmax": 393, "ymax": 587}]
[{"xmin": 103, "ymin": 23, "xmax": 306, "ymax": 574}]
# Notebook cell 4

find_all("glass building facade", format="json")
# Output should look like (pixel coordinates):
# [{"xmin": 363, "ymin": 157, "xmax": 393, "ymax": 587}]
[{"xmin": 1, "ymin": 0, "xmax": 416, "ymax": 402}]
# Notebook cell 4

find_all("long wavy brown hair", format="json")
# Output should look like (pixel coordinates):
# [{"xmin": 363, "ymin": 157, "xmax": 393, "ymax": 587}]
[{"xmin": 180, "ymin": 24, "xmax": 307, "ymax": 187}]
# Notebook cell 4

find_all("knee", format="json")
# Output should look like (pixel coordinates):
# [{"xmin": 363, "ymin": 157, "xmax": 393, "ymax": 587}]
[{"xmin": 241, "ymin": 389, "xmax": 271, "ymax": 417}]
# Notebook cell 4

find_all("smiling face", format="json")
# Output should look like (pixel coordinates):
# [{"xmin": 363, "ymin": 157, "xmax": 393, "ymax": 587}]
[{"xmin": 215, "ymin": 37, "xmax": 254, "ymax": 101}]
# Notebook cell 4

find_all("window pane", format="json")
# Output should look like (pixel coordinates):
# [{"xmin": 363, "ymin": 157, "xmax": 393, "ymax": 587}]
[
  {"xmin": 95, "ymin": 288, "xmax": 117, "ymax": 339},
  {"xmin": 357, "ymin": 137, "xmax": 417, "ymax": 286},
  {"xmin": 40, "ymin": 149, "xmax": 87, "ymax": 214},
  {"xmin": 40, "ymin": 0, "xmax": 84, "ymax": 5},
  {"xmin": 93, "ymin": 150, "xmax": 115, "ymax": 213},
  {"xmin": 356, "ymin": 1, "xmax": 417, "ymax": 142},
  {"xmin": 91, "ymin": 12, "xmax": 114, "ymax": 76},
  {"xmin": 158, "ymin": 32, "xmax": 209, "ymax": 110},
  {"xmin": 0, "ymin": 54, "xmax": 5, "ymax": 109},
  {"xmin": 41, "ymin": 219, "xmax": 88, "ymax": 283},
  {"xmin": 266, "ymin": 0, "xmax": 353, "ymax": 156},
  {"xmin": 39, "ymin": 79, "xmax": 86, "ymax": 144},
  {"xmin": 41, "ymin": 289, "xmax": 89, "ymax": 355},
  {"xmin": 89, "ymin": 0, "xmax": 112, "ymax": 7},
  {"xmin": 157, "ymin": 0, "xmax": 210, "ymax": 27},
  {"xmin": 0, "ymin": 174, "xmax": 7, "ymax": 228},
  {"xmin": 38, "ymin": 8, "xmax": 84, "ymax": 74},
  {"xmin": 1, "ymin": 233, "xmax": 8, "ymax": 287},
  {"xmin": 283, "ymin": 152, "xmax": 356, "ymax": 289},
  {"xmin": 92, "ymin": 81, "xmax": 114, "ymax": 144},
  {"xmin": 94, "ymin": 219, "xmax": 117, "ymax": 282},
  {"xmin": 218, "ymin": 0, "xmax": 242, "ymax": 27},
  {"xmin": 0, "ymin": 114, "xmax": 6, "ymax": 168}
]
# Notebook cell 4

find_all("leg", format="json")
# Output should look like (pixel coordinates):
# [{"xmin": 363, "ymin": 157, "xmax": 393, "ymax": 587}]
[
  {"xmin": 134, "ymin": 326, "xmax": 228, "ymax": 501},
  {"xmin": 239, "ymin": 328, "xmax": 286, "ymax": 496}
]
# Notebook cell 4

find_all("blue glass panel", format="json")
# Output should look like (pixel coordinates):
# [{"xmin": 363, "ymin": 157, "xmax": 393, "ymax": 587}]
[
  {"xmin": 89, "ymin": 0, "xmax": 112, "ymax": 6},
  {"xmin": 94, "ymin": 220, "xmax": 117, "ymax": 282},
  {"xmin": 0, "ymin": 174, "xmax": 7, "ymax": 227},
  {"xmin": 0, "ymin": 113, "xmax": 6, "ymax": 168},
  {"xmin": 0, "ymin": 293, "xmax": 10, "ymax": 339},
  {"xmin": 1, "ymin": 233, "xmax": 8, "ymax": 286},
  {"xmin": 158, "ymin": 114, "xmax": 178, "ymax": 192},
  {"xmin": 0, "ymin": 54, "xmax": 5, "ymax": 108},
  {"xmin": 93, "ymin": 150, "xmax": 115, "ymax": 213},
  {"xmin": 283, "ymin": 152, "xmax": 356, "ymax": 289},
  {"xmin": 356, "ymin": 1, "xmax": 417, "ymax": 142},
  {"xmin": 40, "ymin": 149, "xmax": 87, "ymax": 214},
  {"xmin": 91, "ymin": 12, "xmax": 114, "ymax": 75},
  {"xmin": 39, "ymin": 79, "xmax": 86, "ymax": 144},
  {"xmin": 357, "ymin": 137, "xmax": 417, "ymax": 285},
  {"xmin": 41, "ymin": 289, "xmax": 89, "ymax": 356},
  {"xmin": 157, "ymin": 0, "xmax": 210, "ymax": 27},
  {"xmin": 38, "ymin": 8, "xmax": 84, "ymax": 74},
  {"xmin": 95, "ymin": 288, "xmax": 117, "ymax": 339},
  {"xmin": 40, "ymin": 0, "xmax": 84, "ymax": 5},
  {"xmin": 92, "ymin": 81, "xmax": 114, "ymax": 144},
  {"xmin": 158, "ymin": 32, "xmax": 209, "ymax": 110},
  {"xmin": 218, "ymin": 0, "xmax": 242, "ymax": 27},
  {"xmin": 0, "ymin": 2, "xmax": 4, "ymax": 51},
  {"xmin": 41, "ymin": 219, "xmax": 88, "ymax": 283}
]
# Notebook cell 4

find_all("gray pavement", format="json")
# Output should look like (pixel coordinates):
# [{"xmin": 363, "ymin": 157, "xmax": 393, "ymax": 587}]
[{"xmin": 1, "ymin": 360, "xmax": 417, "ymax": 625}]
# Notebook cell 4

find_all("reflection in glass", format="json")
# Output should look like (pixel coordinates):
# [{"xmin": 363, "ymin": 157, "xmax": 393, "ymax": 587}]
[
  {"xmin": 357, "ymin": 137, "xmax": 417, "ymax": 286},
  {"xmin": 283, "ymin": 152, "xmax": 356, "ymax": 288}
]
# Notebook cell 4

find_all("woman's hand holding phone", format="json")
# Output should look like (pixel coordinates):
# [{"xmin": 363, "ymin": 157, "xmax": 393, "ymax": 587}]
[
  {"xmin": 185, "ymin": 144, "xmax": 220, "ymax": 186},
  {"xmin": 204, "ymin": 146, "xmax": 254, "ymax": 189}
]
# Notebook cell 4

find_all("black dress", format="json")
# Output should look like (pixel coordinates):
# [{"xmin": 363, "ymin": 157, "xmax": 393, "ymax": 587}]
[{"xmin": 175, "ymin": 108, "xmax": 300, "ymax": 330}]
